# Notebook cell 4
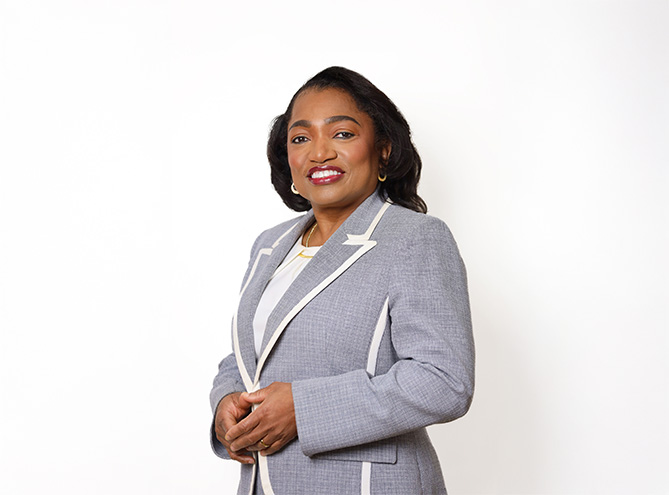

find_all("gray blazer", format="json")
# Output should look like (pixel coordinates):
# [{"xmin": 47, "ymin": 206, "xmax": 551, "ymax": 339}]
[{"xmin": 210, "ymin": 192, "xmax": 474, "ymax": 495}]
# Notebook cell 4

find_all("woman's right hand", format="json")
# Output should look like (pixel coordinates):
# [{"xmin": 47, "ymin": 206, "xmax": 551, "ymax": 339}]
[{"xmin": 214, "ymin": 392, "xmax": 255, "ymax": 464}]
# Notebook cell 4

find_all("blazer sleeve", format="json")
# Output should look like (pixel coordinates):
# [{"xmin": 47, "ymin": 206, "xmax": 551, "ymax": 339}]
[{"xmin": 291, "ymin": 216, "xmax": 475, "ymax": 457}]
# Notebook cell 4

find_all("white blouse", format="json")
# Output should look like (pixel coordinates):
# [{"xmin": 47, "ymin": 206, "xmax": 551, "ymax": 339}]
[{"xmin": 252, "ymin": 238, "xmax": 321, "ymax": 358}]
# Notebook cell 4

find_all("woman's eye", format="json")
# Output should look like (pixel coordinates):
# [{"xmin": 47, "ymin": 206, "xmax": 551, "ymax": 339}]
[
  {"xmin": 334, "ymin": 131, "xmax": 354, "ymax": 139},
  {"xmin": 290, "ymin": 136, "xmax": 308, "ymax": 144}
]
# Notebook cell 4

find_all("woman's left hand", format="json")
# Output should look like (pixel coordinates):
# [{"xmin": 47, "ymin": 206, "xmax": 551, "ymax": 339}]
[{"xmin": 225, "ymin": 382, "xmax": 297, "ymax": 456}]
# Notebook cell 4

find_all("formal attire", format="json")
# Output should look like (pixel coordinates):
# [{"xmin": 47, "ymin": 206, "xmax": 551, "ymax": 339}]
[{"xmin": 210, "ymin": 192, "xmax": 475, "ymax": 495}]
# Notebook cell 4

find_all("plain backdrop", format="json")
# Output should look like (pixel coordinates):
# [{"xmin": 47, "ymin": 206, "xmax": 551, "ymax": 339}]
[{"xmin": 1, "ymin": 1, "xmax": 667, "ymax": 494}]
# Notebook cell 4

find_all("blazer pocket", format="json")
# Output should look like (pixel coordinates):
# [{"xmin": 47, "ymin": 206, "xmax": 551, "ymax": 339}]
[{"xmin": 311, "ymin": 437, "xmax": 397, "ymax": 464}]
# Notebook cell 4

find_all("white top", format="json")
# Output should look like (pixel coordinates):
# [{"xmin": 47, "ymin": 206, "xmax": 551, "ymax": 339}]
[{"xmin": 252, "ymin": 237, "xmax": 321, "ymax": 358}]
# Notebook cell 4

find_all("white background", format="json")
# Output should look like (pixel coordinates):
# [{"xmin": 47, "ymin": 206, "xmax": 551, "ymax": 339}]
[{"xmin": 1, "ymin": 1, "xmax": 667, "ymax": 494}]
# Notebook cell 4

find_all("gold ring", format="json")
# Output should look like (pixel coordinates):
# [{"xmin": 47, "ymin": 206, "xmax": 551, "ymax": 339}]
[{"xmin": 259, "ymin": 439, "xmax": 269, "ymax": 449}]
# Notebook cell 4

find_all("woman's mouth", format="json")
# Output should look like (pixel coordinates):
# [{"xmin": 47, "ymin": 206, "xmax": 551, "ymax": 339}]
[{"xmin": 308, "ymin": 166, "xmax": 344, "ymax": 185}]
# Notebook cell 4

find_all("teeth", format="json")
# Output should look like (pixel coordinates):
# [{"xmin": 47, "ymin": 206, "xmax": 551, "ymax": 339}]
[{"xmin": 311, "ymin": 170, "xmax": 342, "ymax": 179}]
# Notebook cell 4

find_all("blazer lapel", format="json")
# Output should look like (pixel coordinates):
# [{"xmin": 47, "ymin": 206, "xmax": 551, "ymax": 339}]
[
  {"xmin": 234, "ymin": 213, "xmax": 313, "ymax": 387},
  {"xmin": 260, "ymin": 230, "xmax": 363, "ymax": 350},
  {"xmin": 256, "ymin": 193, "xmax": 391, "ymax": 385}
]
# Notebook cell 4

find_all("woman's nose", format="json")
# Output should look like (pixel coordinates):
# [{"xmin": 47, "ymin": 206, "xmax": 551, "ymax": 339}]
[{"xmin": 309, "ymin": 136, "xmax": 336, "ymax": 163}]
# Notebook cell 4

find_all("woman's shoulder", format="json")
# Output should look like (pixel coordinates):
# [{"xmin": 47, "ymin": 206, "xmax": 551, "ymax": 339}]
[
  {"xmin": 382, "ymin": 204, "xmax": 455, "ymax": 242},
  {"xmin": 381, "ymin": 205, "xmax": 466, "ymax": 273}
]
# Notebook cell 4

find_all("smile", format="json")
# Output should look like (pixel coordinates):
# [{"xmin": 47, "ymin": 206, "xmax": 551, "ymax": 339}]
[
  {"xmin": 308, "ymin": 166, "xmax": 345, "ymax": 185},
  {"xmin": 311, "ymin": 170, "xmax": 341, "ymax": 179}
]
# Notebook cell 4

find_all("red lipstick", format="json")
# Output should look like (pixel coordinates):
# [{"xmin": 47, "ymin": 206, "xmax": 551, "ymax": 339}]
[{"xmin": 307, "ymin": 166, "xmax": 345, "ymax": 185}]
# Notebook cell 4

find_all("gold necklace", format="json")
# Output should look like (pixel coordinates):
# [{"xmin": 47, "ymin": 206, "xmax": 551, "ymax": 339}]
[
  {"xmin": 305, "ymin": 222, "xmax": 318, "ymax": 247},
  {"xmin": 298, "ymin": 223, "xmax": 319, "ymax": 259}
]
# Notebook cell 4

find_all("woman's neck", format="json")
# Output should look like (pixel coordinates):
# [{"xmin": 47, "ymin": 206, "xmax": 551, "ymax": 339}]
[{"xmin": 303, "ymin": 204, "xmax": 358, "ymax": 247}]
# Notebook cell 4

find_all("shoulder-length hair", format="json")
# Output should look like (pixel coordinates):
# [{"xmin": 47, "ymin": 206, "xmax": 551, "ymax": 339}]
[{"xmin": 267, "ymin": 66, "xmax": 427, "ymax": 213}]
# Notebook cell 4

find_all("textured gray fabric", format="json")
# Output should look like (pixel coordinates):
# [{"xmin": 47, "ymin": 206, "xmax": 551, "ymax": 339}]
[{"xmin": 210, "ymin": 192, "xmax": 474, "ymax": 494}]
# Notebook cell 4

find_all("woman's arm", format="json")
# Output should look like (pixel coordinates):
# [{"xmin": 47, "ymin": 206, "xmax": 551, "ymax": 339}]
[{"xmin": 292, "ymin": 217, "xmax": 474, "ymax": 456}]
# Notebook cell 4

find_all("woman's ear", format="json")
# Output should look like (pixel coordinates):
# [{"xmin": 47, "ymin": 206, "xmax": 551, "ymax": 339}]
[{"xmin": 379, "ymin": 142, "xmax": 392, "ymax": 165}]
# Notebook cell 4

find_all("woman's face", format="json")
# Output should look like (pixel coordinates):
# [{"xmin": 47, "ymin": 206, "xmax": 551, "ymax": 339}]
[{"xmin": 287, "ymin": 88, "xmax": 388, "ymax": 217}]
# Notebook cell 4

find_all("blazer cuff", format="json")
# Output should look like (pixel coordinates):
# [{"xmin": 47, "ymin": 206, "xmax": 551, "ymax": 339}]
[{"xmin": 292, "ymin": 369, "xmax": 369, "ymax": 457}]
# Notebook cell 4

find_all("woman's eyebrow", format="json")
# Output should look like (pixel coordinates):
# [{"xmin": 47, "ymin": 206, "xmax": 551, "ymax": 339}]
[
  {"xmin": 288, "ymin": 115, "xmax": 361, "ymax": 131},
  {"xmin": 325, "ymin": 115, "xmax": 361, "ymax": 126},
  {"xmin": 289, "ymin": 119, "xmax": 310, "ymax": 130}
]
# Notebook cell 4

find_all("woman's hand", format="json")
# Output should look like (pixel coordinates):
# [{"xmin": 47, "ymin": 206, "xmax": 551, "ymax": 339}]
[
  {"xmin": 226, "ymin": 382, "xmax": 297, "ymax": 456},
  {"xmin": 214, "ymin": 392, "xmax": 255, "ymax": 464}
]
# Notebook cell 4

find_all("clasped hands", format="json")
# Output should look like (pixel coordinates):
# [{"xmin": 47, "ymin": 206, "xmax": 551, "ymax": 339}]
[{"xmin": 214, "ymin": 381, "xmax": 297, "ymax": 464}]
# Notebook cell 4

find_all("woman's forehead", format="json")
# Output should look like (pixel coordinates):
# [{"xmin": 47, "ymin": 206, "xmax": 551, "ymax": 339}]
[{"xmin": 289, "ymin": 88, "xmax": 368, "ymax": 125}]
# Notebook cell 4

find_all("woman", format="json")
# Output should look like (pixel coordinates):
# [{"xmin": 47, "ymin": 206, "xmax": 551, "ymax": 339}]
[{"xmin": 210, "ymin": 67, "xmax": 474, "ymax": 495}]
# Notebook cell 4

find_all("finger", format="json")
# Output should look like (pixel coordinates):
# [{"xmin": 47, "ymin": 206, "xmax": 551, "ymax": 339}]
[
  {"xmin": 245, "ymin": 438, "xmax": 270, "ymax": 452},
  {"xmin": 259, "ymin": 439, "xmax": 283, "ymax": 456},
  {"xmin": 215, "ymin": 394, "xmax": 250, "ymax": 439},
  {"xmin": 229, "ymin": 425, "xmax": 270, "ymax": 453},
  {"xmin": 214, "ymin": 422, "xmax": 225, "ymax": 441},
  {"xmin": 225, "ymin": 408, "xmax": 261, "ymax": 443},
  {"xmin": 215, "ymin": 427, "xmax": 227, "ymax": 446},
  {"xmin": 253, "ymin": 427, "xmax": 285, "ymax": 456},
  {"xmin": 215, "ymin": 417, "xmax": 235, "ymax": 445},
  {"xmin": 238, "ymin": 391, "xmax": 264, "ymax": 409},
  {"xmin": 220, "ymin": 412, "xmax": 241, "ymax": 433},
  {"xmin": 216, "ymin": 430, "xmax": 240, "ymax": 453},
  {"xmin": 216, "ymin": 417, "xmax": 239, "ymax": 445},
  {"xmin": 241, "ymin": 390, "xmax": 266, "ymax": 404},
  {"xmin": 228, "ymin": 413, "xmax": 276, "ymax": 453},
  {"xmin": 227, "ymin": 448, "xmax": 255, "ymax": 465},
  {"xmin": 217, "ymin": 432, "xmax": 256, "ymax": 464}
]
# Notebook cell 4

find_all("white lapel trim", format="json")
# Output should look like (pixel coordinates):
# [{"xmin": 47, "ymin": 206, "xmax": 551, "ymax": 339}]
[
  {"xmin": 247, "ymin": 462, "xmax": 257, "ymax": 495},
  {"xmin": 259, "ymin": 454, "xmax": 276, "ymax": 495},
  {"xmin": 344, "ymin": 201, "xmax": 391, "ymax": 245},
  {"xmin": 361, "ymin": 461, "xmax": 372, "ymax": 495},
  {"xmin": 232, "ymin": 222, "xmax": 300, "ymax": 392},
  {"xmin": 366, "ymin": 297, "xmax": 389, "ymax": 376},
  {"xmin": 360, "ymin": 295, "xmax": 389, "ymax": 495}
]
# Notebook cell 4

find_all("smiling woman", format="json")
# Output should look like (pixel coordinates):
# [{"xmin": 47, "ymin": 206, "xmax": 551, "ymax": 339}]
[{"xmin": 210, "ymin": 67, "xmax": 474, "ymax": 495}]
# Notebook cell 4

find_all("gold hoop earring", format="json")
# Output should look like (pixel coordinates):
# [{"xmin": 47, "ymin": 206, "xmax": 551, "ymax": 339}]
[
  {"xmin": 378, "ymin": 172, "xmax": 387, "ymax": 182},
  {"xmin": 291, "ymin": 183, "xmax": 300, "ymax": 195}
]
